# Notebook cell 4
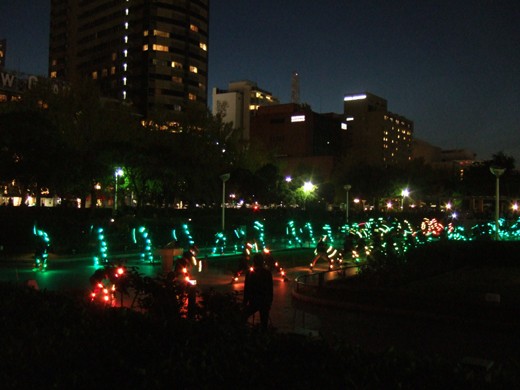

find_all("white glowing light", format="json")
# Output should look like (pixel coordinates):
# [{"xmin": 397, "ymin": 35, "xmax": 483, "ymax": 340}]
[
  {"xmin": 346, "ymin": 117, "xmax": 354, "ymax": 121},
  {"xmin": 291, "ymin": 115, "xmax": 305, "ymax": 123},
  {"xmin": 303, "ymin": 181, "xmax": 315, "ymax": 193},
  {"xmin": 344, "ymin": 94, "xmax": 367, "ymax": 101}
]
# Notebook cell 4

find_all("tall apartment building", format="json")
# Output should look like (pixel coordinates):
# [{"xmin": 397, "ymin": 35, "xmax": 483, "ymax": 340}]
[
  {"xmin": 212, "ymin": 80, "xmax": 279, "ymax": 141},
  {"xmin": 49, "ymin": 0, "xmax": 209, "ymax": 117},
  {"xmin": 344, "ymin": 92, "xmax": 413, "ymax": 166}
]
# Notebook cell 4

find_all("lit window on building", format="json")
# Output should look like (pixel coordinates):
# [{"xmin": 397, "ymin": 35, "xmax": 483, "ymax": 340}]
[
  {"xmin": 92, "ymin": 71, "xmax": 98, "ymax": 80},
  {"xmin": 199, "ymin": 42, "xmax": 207, "ymax": 51},
  {"xmin": 124, "ymin": 36, "xmax": 128, "ymax": 43},
  {"xmin": 291, "ymin": 115, "xmax": 305, "ymax": 123},
  {"xmin": 50, "ymin": 71, "xmax": 57, "ymax": 78},
  {"xmin": 152, "ymin": 44, "xmax": 169, "ymax": 52},
  {"xmin": 189, "ymin": 65, "xmax": 198, "ymax": 73},
  {"xmin": 171, "ymin": 61, "xmax": 182, "ymax": 68},
  {"xmin": 125, "ymin": 22, "xmax": 129, "ymax": 29},
  {"xmin": 153, "ymin": 30, "xmax": 169, "ymax": 38},
  {"xmin": 143, "ymin": 44, "xmax": 149, "ymax": 51},
  {"xmin": 111, "ymin": 66, "xmax": 116, "ymax": 75},
  {"xmin": 190, "ymin": 24, "xmax": 199, "ymax": 32},
  {"xmin": 189, "ymin": 93, "xmax": 196, "ymax": 101}
]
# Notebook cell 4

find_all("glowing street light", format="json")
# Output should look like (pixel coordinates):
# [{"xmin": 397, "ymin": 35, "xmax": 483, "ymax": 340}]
[
  {"xmin": 114, "ymin": 168, "xmax": 124, "ymax": 215},
  {"xmin": 490, "ymin": 166, "xmax": 506, "ymax": 240},
  {"xmin": 401, "ymin": 188, "xmax": 410, "ymax": 211},
  {"xmin": 344, "ymin": 184, "xmax": 352, "ymax": 224},
  {"xmin": 220, "ymin": 173, "xmax": 230, "ymax": 232},
  {"xmin": 302, "ymin": 181, "xmax": 316, "ymax": 210}
]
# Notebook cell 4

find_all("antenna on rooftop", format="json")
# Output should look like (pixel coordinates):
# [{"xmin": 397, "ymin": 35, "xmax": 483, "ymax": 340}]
[{"xmin": 291, "ymin": 71, "xmax": 300, "ymax": 104}]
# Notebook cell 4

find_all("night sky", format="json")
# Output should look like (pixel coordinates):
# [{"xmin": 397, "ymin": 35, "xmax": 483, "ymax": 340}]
[{"xmin": 1, "ymin": 0, "xmax": 519, "ymax": 163}]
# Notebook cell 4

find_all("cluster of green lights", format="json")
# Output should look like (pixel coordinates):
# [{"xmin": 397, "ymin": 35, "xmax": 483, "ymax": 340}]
[
  {"xmin": 33, "ymin": 225, "xmax": 50, "ymax": 271},
  {"xmin": 132, "ymin": 226, "xmax": 154, "ymax": 263},
  {"xmin": 94, "ymin": 227, "xmax": 108, "ymax": 267},
  {"xmin": 38, "ymin": 215, "xmax": 520, "ymax": 272}
]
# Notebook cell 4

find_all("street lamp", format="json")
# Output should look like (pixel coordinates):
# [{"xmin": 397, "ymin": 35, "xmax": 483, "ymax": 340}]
[
  {"xmin": 114, "ymin": 168, "xmax": 124, "ymax": 215},
  {"xmin": 344, "ymin": 184, "xmax": 352, "ymax": 224},
  {"xmin": 220, "ymin": 173, "xmax": 230, "ymax": 232},
  {"xmin": 401, "ymin": 188, "xmax": 410, "ymax": 211},
  {"xmin": 490, "ymin": 166, "xmax": 506, "ymax": 241}
]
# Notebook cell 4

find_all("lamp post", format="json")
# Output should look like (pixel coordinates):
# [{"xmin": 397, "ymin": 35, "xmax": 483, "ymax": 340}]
[
  {"xmin": 114, "ymin": 168, "xmax": 124, "ymax": 215},
  {"xmin": 220, "ymin": 173, "xmax": 230, "ymax": 232},
  {"xmin": 344, "ymin": 184, "xmax": 352, "ymax": 224},
  {"xmin": 490, "ymin": 166, "xmax": 506, "ymax": 241}
]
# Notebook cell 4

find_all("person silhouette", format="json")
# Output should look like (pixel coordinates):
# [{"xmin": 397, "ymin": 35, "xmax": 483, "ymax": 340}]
[{"xmin": 243, "ymin": 253, "xmax": 273, "ymax": 331}]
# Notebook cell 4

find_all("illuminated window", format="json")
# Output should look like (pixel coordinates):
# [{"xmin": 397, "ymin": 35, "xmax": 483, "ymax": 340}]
[
  {"xmin": 124, "ymin": 35, "xmax": 128, "ymax": 43},
  {"xmin": 199, "ymin": 42, "xmax": 207, "ymax": 51},
  {"xmin": 123, "ymin": 63, "xmax": 128, "ymax": 71},
  {"xmin": 123, "ymin": 77, "xmax": 127, "ymax": 86},
  {"xmin": 190, "ymin": 24, "xmax": 199, "ymax": 32},
  {"xmin": 152, "ymin": 44, "xmax": 169, "ymax": 52},
  {"xmin": 123, "ymin": 49, "xmax": 128, "ymax": 57},
  {"xmin": 171, "ymin": 61, "xmax": 182, "ymax": 69},
  {"xmin": 92, "ymin": 71, "xmax": 98, "ymax": 80},
  {"xmin": 125, "ymin": 8, "xmax": 129, "ymax": 15},
  {"xmin": 111, "ymin": 66, "xmax": 116, "ymax": 75},
  {"xmin": 50, "ymin": 71, "xmax": 57, "ymax": 78},
  {"xmin": 143, "ymin": 31, "xmax": 149, "ymax": 36},
  {"xmin": 291, "ymin": 115, "xmax": 305, "ymax": 123},
  {"xmin": 189, "ymin": 65, "xmax": 198, "ymax": 73},
  {"xmin": 153, "ymin": 30, "xmax": 169, "ymax": 38},
  {"xmin": 125, "ymin": 22, "xmax": 129, "ymax": 30},
  {"xmin": 188, "ymin": 93, "xmax": 196, "ymax": 101},
  {"xmin": 143, "ymin": 44, "xmax": 149, "ymax": 51}
]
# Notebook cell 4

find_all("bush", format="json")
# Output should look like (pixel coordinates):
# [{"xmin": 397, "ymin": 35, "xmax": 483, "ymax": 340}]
[{"xmin": 1, "ymin": 282, "xmax": 518, "ymax": 388}]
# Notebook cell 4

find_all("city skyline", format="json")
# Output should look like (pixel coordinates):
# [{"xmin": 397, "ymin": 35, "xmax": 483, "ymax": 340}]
[{"xmin": 0, "ymin": 0, "xmax": 519, "ymax": 164}]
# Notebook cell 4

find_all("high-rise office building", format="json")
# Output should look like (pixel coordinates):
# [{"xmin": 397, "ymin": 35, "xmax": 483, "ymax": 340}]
[
  {"xmin": 344, "ymin": 92, "xmax": 413, "ymax": 165},
  {"xmin": 49, "ymin": 0, "xmax": 209, "ymax": 117}
]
